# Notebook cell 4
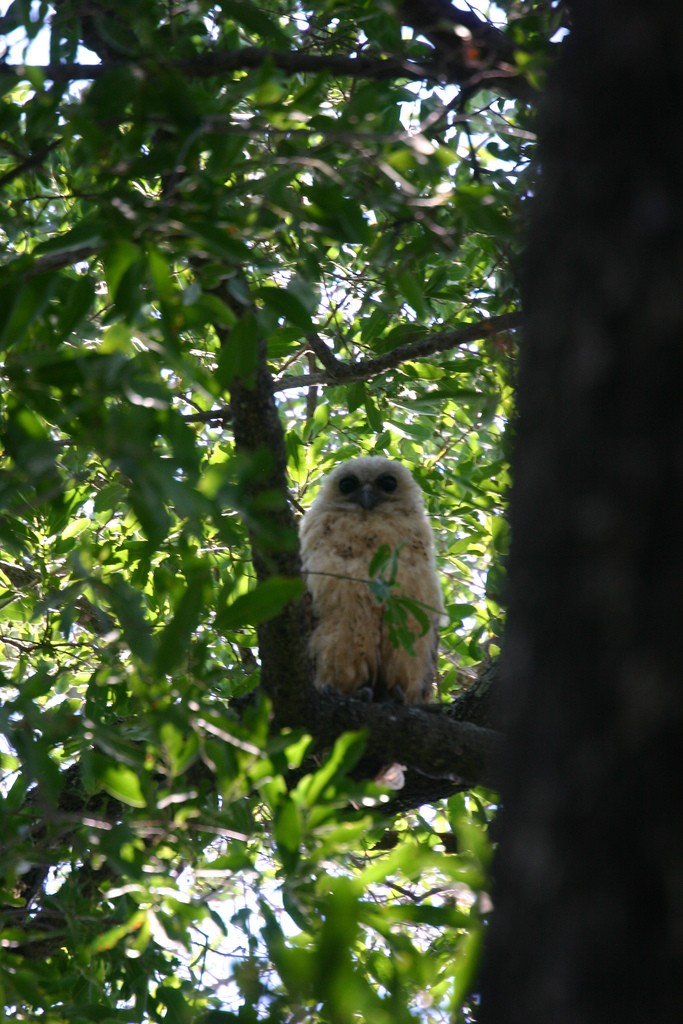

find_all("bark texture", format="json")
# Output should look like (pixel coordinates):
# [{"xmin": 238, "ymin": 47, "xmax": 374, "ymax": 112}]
[{"xmin": 481, "ymin": 4, "xmax": 683, "ymax": 1022}]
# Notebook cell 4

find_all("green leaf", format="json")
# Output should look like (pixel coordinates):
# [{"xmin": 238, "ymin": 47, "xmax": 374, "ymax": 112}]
[
  {"xmin": 158, "ymin": 718, "xmax": 200, "ymax": 777},
  {"xmin": 102, "ymin": 240, "xmax": 142, "ymax": 302},
  {"xmin": 273, "ymin": 796, "xmax": 302, "ymax": 871},
  {"xmin": 221, "ymin": 1, "xmax": 292, "ymax": 45},
  {"xmin": 216, "ymin": 313, "xmax": 261, "ymax": 389},
  {"xmin": 90, "ymin": 754, "xmax": 147, "ymax": 808},
  {"xmin": 304, "ymin": 184, "xmax": 372, "ymax": 243},
  {"xmin": 368, "ymin": 543, "xmax": 392, "ymax": 577},
  {"xmin": 397, "ymin": 270, "xmax": 429, "ymax": 319},
  {"xmin": 0, "ymin": 276, "xmax": 58, "ymax": 349},
  {"xmin": 346, "ymin": 381, "xmax": 366, "ymax": 413},
  {"xmin": 256, "ymin": 285, "xmax": 313, "ymax": 330},
  {"xmin": 155, "ymin": 564, "xmax": 213, "ymax": 675},
  {"xmin": 99, "ymin": 575, "xmax": 154, "ymax": 662},
  {"xmin": 294, "ymin": 731, "xmax": 367, "ymax": 807},
  {"xmin": 56, "ymin": 274, "xmax": 96, "ymax": 337},
  {"xmin": 364, "ymin": 394, "xmax": 383, "ymax": 432},
  {"xmin": 128, "ymin": 474, "xmax": 171, "ymax": 548},
  {"xmin": 30, "ymin": 218, "xmax": 102, "ymax": 259},
  {"xmin": 88, "ymin": 910, "xmax": 147, "ymax": 953},
  {"xmin": 216, "ymin": 577, "xmax": 303, "ymax": 630},
  {"xmin": 146, "ymin": 244, "xmax": 176, "ymax": 302}
]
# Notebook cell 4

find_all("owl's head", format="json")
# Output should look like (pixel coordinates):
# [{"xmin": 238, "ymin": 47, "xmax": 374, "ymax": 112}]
[{"xmin": 314, "ymin": 456, "xmax": 425, "ymax": 514}]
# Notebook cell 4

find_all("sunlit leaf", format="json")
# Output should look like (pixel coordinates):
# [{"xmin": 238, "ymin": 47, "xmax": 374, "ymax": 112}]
[
  {"xmin": 90, "ymin": 755, "xmax": 147, "ymax": 808},
  {"xmin": 216, "ymin": 576, "xmax": 304, "ymax": 630}
]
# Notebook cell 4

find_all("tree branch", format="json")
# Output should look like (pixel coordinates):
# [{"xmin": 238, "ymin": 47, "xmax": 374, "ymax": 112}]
[
  {"xmin": 274, "ymin": 311, "xmax": 522, "ymax": 391},
  {"xmin": 2, "ymin": 32, "xmax": 532, "ymax": 98},
  {"xmin": 0, "ymin": 139, "xmax": 62, "ymax": 190},
  {"xmin": 398, "ymin": 0, "xmax": 538, "ymax": 102},
  {"xmin": 215, "ymin": 285, "xmax": 314, "ymax": 710},
  {"xmin": 183, "ymin": 312, "xmax": 521, "ymax": 425},
  {"xmin": 0, "ymin": 560, "xmax": 114, "ymax": 636},
  {"xmin": 307, "ymin": 689, "xmax": 501, "ymax": 789},
  {"xmin": 2, "ymin": 50, "xmax": 439, "ymax": 86}
]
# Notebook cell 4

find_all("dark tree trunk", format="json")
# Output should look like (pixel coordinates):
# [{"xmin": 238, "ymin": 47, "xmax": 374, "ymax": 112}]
[{"xmin": 481, "ymin": 4, "xmax": 683, "ymax": 1022}]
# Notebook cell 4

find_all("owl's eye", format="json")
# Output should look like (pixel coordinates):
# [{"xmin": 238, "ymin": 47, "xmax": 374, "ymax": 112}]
[
  {"xmin": 377, "ymin": 474, "xmax": 398, "ymax": 493},
  {"xmin": 338, "ymin": 474, "xmax": 359, "ymax": 495}
]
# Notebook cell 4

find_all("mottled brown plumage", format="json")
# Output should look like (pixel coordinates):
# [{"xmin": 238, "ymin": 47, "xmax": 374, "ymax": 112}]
[{"xmin": 300, "ymin": 457, "xmax": 444, "ymax": 703}]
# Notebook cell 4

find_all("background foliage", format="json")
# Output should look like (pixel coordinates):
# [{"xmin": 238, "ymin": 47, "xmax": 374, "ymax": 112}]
[{"xmin": 0, "ymin": 2, "xmax": 563, "ymax": 1020}]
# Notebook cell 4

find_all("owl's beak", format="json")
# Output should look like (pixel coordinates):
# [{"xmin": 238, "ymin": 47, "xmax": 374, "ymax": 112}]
[{"xmin": 352, "ymin": 484, "xmax": 381, "ymax": 510}]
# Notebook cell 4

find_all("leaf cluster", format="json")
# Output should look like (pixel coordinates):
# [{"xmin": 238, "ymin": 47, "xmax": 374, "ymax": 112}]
[{"xmin": 0, "ymin": 1, "xmax": 565, "ymax": 1020}]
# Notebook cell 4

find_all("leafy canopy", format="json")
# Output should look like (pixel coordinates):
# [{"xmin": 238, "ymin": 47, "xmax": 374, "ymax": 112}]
[{"xmin": 0, "ymin": 1, "xmax": 562, "ymax": 1020}]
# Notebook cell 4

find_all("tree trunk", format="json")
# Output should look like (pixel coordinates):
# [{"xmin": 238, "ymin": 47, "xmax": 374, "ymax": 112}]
[{"xmin": 481, "ymin": 4, "xmax": 683, "ymax": 1022}]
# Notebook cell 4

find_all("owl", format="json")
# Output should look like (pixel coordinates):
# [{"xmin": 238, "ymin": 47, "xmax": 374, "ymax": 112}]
[{"xmin": 299, "ymin": 456, "xmax": 444, "ymax": 704}]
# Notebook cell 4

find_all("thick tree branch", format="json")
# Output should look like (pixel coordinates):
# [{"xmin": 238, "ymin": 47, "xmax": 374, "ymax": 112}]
[
  {"xmin": 275, "ymin": 311, "xmax": 522, "ymax": 391},
  {"xmin": 2, "ymin": 30, "xmax": 532, "ymax": 99},
  {"xmin": 185, "ymin": 310, "xmax": 520, "ymax": 442},
  {"xmin": 218, "ymin": 298, "xmax": 314, "ymax": 709},
  {"xmin": 307, "ymin": 689, "xmax": 500, "ymax": 789},
  {"xmin": 2, "ymin": 50, "xmax": 439, "ymax": 86}
]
